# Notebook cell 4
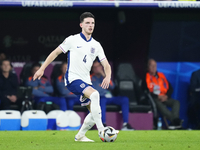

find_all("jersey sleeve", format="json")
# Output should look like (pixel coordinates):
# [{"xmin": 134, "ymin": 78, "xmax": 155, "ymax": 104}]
[
  {"xmin": 59, "ymin": 35, "xmax": 73, "ymax": 54},
  {"xmin": 97, "ymin": 43, "xmax": 106, "ymax": 62}
]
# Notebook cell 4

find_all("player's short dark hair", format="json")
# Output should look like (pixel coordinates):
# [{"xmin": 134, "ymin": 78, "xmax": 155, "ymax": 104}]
[{"xmin": 80, "ymin": 12, "xmax": 95, "ymax": 23}]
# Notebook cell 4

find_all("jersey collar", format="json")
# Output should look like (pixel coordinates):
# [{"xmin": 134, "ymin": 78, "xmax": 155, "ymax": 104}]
[{"xmin": 80, "ymin": 32, "xmax": 92, "ymax": 42}]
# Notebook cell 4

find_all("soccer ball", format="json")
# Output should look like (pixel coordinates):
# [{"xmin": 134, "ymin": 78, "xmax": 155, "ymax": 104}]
[{"xmin": 99, "ymin": 126, "xmax": 118, "ymax": 142}]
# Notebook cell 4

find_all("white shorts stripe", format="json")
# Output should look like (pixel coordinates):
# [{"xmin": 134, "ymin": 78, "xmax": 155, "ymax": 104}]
[{"xmin": 82, "ymin": 86, "xmax": 90, "ymax": 94}]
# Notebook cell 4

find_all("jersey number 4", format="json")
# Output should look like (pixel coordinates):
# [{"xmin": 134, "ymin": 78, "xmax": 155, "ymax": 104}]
[{"xmin": 83, "ymin": 55, "xmax": 87, "ymax": 63}]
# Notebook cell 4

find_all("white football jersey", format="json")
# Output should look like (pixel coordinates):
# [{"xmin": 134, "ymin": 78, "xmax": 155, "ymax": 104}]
[{"xmin": 59, "ymin": 33, "xmax": 106, "ymax": 85}]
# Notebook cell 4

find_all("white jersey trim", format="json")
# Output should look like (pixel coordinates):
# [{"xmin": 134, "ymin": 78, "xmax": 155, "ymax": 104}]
[
  {"xmin": 100, "ymin": 57, "xmax": 106, "ymax": 62},
  {"xmin": 59, "ymin": 45, "xmax": 66, "ymax": 53}
]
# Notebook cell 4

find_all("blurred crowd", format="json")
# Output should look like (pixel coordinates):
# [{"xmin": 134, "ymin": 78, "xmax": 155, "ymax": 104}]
[{"xmin": 0, "ymin": 51, "xmax": 200, "ymax": 130}]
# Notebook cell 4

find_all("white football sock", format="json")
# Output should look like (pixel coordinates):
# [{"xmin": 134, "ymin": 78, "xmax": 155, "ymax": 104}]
[
  {"xmin": 77, "ymin": 113, "xmax": 95, "ymax": 136},
  {"xmin": 90, "ymin": 91, "xmax": 104, "ymax": 132}
]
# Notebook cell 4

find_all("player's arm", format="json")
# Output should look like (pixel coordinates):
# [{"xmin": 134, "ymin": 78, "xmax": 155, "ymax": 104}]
[
  {"xmin": 33, "ymin": 47, "xmax": 62, "ymax": 81},
  {"xmin": 100, "ymin": 59, "xmax": 111, "ymax": 89}
]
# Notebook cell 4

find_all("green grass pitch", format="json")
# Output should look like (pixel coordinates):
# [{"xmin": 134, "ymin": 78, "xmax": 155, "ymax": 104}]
[{"xmin": 0, "ymin": 130, "xmax": 200, "ymax": 150}]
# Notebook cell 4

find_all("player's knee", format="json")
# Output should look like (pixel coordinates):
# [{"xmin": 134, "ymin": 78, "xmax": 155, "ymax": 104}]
[
  {"xmin": 90, "ymin": 91, "xmax": 100, "ymax": 100},
  {"xmin": 90, "ymin": 91, "xmax": 101, "ymax": 112}
]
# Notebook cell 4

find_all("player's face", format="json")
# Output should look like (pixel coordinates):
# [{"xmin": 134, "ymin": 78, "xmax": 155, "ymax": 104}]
[
  {"xmin": 148, "ymin": 60, "xmax": 157, "ymax": 75},
  {"xmin": 1, "ymin": 61, "xmax": 11, "ymax": 73},
  {"xmin": 61, "ymin": 64, "xmax": 67, "ymax": 75},
  {"xmin": 80, "ymin": 17, "xmax": 95, "ymax": 35},
  {"xmin": 92, "ymin": 62, "xmax": 103, "ymax": 75},
  {"xmin": 32, "ymin": 66, "xmax": 40, "ymax": 76}
]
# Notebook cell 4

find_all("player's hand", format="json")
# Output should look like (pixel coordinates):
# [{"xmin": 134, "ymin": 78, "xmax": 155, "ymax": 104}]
[
  {"xmin": 33, "ymin": 68, "xmax": 44, "ymax": 81},
  {"xmin": 101, "ymin": 77, "xmax": 110, "ymax": 89}
]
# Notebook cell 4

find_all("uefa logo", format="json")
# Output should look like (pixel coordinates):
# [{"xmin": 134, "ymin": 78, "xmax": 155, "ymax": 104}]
[{"xmin": 80, "ymin": 83, "xmax": 85, "ymax": 88}]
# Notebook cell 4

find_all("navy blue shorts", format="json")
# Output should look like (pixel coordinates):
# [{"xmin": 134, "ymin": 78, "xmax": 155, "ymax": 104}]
[{"xmin": 66, "ymin": 79, "xmax": 93, "ymax": 106}]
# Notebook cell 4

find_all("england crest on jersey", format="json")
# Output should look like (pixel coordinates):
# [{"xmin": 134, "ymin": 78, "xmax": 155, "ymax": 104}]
[{"xmin": 91, "ymin": 47, "xmax": 95, "ymax": 54}]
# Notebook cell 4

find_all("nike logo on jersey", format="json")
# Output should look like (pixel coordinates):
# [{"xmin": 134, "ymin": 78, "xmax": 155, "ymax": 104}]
[{"xmin": 77, "ymin": 46, "xmax": 82, "ymax": 48}]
